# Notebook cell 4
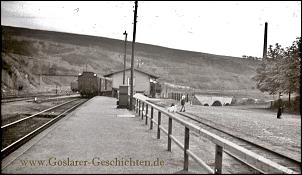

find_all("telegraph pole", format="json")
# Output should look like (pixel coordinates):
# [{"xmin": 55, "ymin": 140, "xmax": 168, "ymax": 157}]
[
  {"xmin": 123, "ymin": 31, "xmax": 128, "ymax": 85},
  {"xmin": 263, "ymin": 22, "xmax": 268, "ymax": 59},
  {"xmin": 130, "ymin": 1, "xmax": 138, "ymax": 110}
]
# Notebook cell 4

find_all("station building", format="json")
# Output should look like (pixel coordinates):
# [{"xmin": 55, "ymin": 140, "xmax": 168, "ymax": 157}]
[{"xmin": 104, "ymin": 68, "xmax": 159, "ymax": 98}]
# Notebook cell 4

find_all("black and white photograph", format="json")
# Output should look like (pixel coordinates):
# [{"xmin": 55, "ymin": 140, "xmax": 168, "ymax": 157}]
[{"xmin": 1, "ymin": 1, "xmax": 301, "ymax": 174}]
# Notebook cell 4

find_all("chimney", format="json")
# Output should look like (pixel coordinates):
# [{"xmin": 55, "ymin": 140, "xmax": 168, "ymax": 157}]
[{"xmin": 263, "ymin": 22, "xmax": 268, "ymax": 59}]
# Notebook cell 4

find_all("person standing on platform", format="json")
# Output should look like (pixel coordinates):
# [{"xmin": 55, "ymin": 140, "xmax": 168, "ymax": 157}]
[{"xmin": 180, "ymin": 95, "xmax": 186, "ymax": 112}]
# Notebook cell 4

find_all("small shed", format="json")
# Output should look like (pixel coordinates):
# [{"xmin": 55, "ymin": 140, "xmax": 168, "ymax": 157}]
[{"xmin": 104, "ymin": 68, "xmax": 159, "ymax": 97}]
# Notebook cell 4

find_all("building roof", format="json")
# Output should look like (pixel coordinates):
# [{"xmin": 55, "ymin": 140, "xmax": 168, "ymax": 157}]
[{"xmin": 104, "ymin": 68, "xmax": 159, "ymax": 79}]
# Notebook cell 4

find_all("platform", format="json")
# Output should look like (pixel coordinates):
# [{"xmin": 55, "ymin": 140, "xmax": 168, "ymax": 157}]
[{"xmin": 1, "ymin": 96, "xmax": 200, "ymax": 174}]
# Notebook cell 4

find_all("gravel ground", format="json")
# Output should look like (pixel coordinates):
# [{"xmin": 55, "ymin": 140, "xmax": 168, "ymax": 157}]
[
  {"xmin": 151, "ymin": 99, "xmax": 301, "ymax": 162},
  {"xmin": 139, "ymin": 99, "xmax": 258, "ymax": 173},
  {"xmin": 188, "ymin": 105, "xmax": 300, "ymax": 161},
  {"xmin": 1, "ymin": 98, "xmax": 77, "ymax": 121}
]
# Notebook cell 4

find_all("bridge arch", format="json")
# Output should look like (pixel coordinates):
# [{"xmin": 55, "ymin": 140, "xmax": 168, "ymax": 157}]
[{"xmin": 212, "ymin": 100, "xmax": 222, "ymax": 106}]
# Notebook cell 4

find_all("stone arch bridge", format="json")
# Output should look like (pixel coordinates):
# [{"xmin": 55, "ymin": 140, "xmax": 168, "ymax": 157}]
[{"xmin": 193, "ymin": 95, "xmax": 233, "ymax": 106}]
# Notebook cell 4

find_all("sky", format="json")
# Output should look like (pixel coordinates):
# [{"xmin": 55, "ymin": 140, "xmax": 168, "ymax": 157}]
[{"xmin": 1, "ymin": 1, "xmax": 301, "ymax": 58}]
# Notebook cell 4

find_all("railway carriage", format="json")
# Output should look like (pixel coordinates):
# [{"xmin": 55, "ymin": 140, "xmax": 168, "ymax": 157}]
[
  {"xmin": 98, "ymin": 76, "xmax": 112, "ymax": 96},
  {"xmin": 102, "ymin": 77, "xmax": 112, "ymax": 96}
]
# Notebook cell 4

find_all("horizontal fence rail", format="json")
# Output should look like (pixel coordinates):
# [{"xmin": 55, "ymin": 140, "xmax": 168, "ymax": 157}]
[{"xmin": 133, "ymin": 95, "xmax": 296, "ymax": 174}]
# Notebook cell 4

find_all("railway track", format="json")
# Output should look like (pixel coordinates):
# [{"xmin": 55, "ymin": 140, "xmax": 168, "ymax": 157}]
[
  {"xmin": 1, "ymin": 97, "xmax": 35, "ymax": 103},
  {"xmin": 148, "ymin": 100, "xmax": 300, "ymax": 173},
  {"xmin": 1, "ymin": 94, "xmax": 79, "ymax": 103},
  {"xmin": 1, "ymin": 98, "xmax": 87, "ymax": 159},
  {"xmin": 176, "ymin": 111, "xmax": 301, "ymax": 174}
]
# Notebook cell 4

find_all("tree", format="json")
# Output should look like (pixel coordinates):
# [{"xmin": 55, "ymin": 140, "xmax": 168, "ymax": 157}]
[
  {"xmin": 253, "ymin": 43, "xmax": 285, "ymax": 95},
  {"xmin": 253, "ymin": 37, "xmax": 301, "ymax": 106},
  {"xmin": 279, "ymin": 37, "xmax": 301, "ymax": 105}
]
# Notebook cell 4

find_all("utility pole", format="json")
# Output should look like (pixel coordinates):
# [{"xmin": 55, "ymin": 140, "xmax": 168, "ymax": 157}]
[
  {"xmin": 123, "ymin": 30, "xmax": 128, "ymax": 85},
  {"xmin": 263, "ymin": 22, "xmax": 268, "ymax": 59},
  {"xmin": 130, "ymin": 1, "xmax": 138, "ymax": 110}
]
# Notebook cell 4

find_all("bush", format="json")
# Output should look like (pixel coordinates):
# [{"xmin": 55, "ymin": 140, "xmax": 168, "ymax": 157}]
[
  {"xmin": 246, "ymin": 98, "xmax": 256, "ymax": 104},
  {"xmin": 270, "ymin": 96, "xmax": 300, "ymax": 113},
  {"xmin": 231, "ymin": 98, "xmax": 237, "ymax": 105},
  {"xmin": 292, "ymin": 96, "xmax": 300, "ymax": 112}
]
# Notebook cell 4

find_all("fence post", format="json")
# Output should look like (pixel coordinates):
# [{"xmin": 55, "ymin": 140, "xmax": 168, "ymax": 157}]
[
  {"xmin": 135, "ymin": 99, "xmax": 138, "ymax": 113},
  {"xmin": 168, "ymin": 117, "xmax": 173, "ymax": 151},
  {"xmin": 136, "ymin": 99, "xmax": 139, "ymax": 112},
  {"xmin": 214, "ymin": 145, "xmax": 223, "ymax": 174},
  {"xmin": 135, "ymin": 99, "xmax": 137, "ymax": 113},
  {"xmin": 139, "ymin": 101, "xmax": 141, "ymax": 116},
  {"xmin": 137, "ymin": 99, "xmax": 139, "ymax": 113},
  {"xmin": 132, "ymin": 99, "xmax": 135, "ymax": 111},
  {"xmin": 184, "ymin": 127, "xmax": 190, "ymax": 171},
  {"xmin": 141, "ymin": 102, "xmax": 145, "ymax": 120},
  {"xmin": 157, "ymin": 111, "xmax": 161, "ymax": 139},
  {"xmin": 150, "ymin": 107, "xmax": 153, "ymax": 130},
  {"xmin": 145, "ymin": 104, "xmax": 148, "ymax": 125}
]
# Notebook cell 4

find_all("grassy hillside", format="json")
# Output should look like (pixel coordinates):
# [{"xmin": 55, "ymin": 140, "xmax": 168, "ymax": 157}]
[{"xmin": 2, "ymin": 25, "xmax": 265, "ymax": 98}]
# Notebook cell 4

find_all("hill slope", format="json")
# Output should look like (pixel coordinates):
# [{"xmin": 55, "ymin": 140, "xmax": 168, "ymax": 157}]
[{"xmin": 2, "ymin": 25, "xmax": 261, "ymax": 96}]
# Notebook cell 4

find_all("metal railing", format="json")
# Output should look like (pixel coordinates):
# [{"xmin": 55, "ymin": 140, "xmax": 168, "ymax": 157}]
[
  {"xmin": 133, "ymin": 95, "xmax": 296, "ymax": 174},
  {"xmin": 168, "ymin": 92, "xmax": 189, "ymax": 102}
]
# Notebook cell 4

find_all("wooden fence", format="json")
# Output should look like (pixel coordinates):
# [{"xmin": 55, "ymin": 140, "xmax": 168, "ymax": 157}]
[{"xmin": 133, "ymin": 95, "xmax": 296, "ymax": 174}]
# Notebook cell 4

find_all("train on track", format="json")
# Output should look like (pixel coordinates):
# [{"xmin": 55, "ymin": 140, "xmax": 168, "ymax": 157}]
[{"xmin": 71, "ymin": 71, "xmax": 112, "ymax": 97}]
